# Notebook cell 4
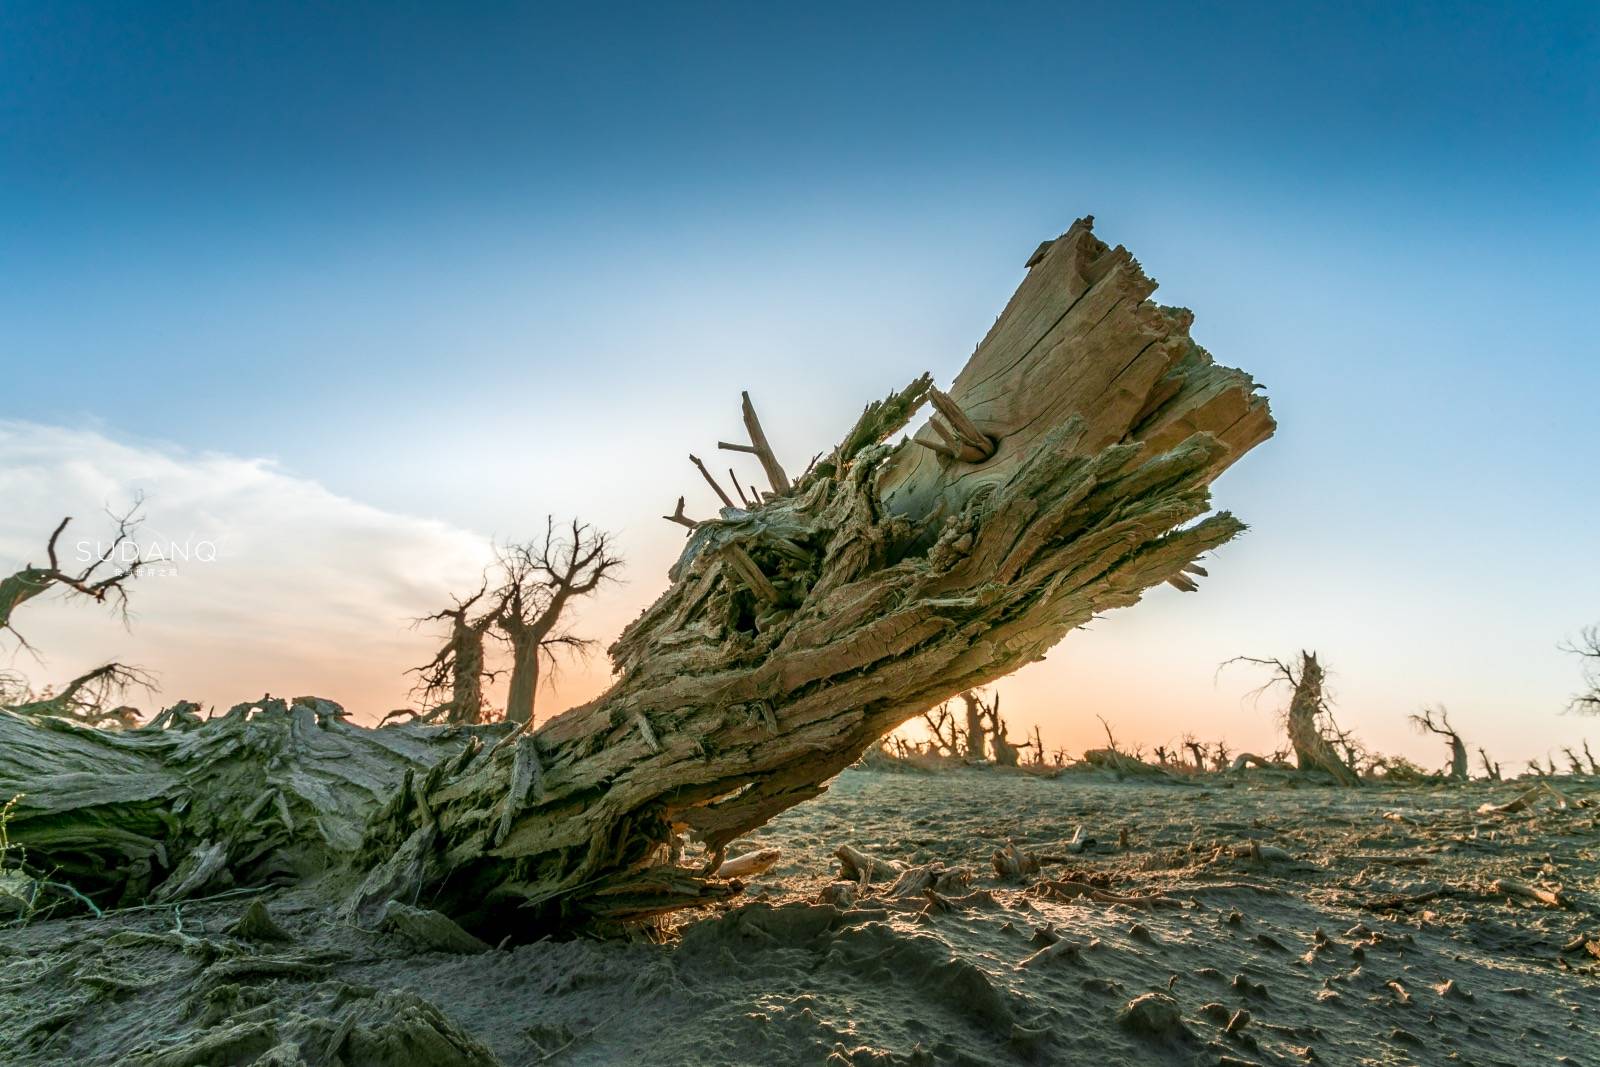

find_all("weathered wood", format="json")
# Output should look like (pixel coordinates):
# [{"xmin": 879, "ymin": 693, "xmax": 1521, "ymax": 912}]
[
  {"xmin": 718, "ymin": 391, "xmax": 792, "ymax": 494},
  {"xmin": 1284, "ymin": 653, "xmax": 1362, "ymax": 786},
  {"xmin": 3, "ymin": 219, "xmax": 1273, "ymax": 935},
  {"xmin": 354, "ymin": 217, "xmax": 1273, "ymax": 933},
  {"xmin": 0, "ymin": 696, "xmax": 505, "ymax": 906},
  {"xmin": 928, "ymin": 386, "xmax": 997, "ymax": 463},
  {"xmin": 663, "ymin": 495, "xmax": 698, "ymax": 529},
  {"xmin": 689, "ymin": 454, "xmax": 736, "ymax": 510}
]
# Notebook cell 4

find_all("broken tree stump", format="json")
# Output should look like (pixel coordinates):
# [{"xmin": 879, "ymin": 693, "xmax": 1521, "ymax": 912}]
[
  {"xmin": 1, "ymin": 217, "xmax": 1273, "ymax": 934},
  {"xmin": 359, "ymin": 216, "xmax": 1273, "ymax": 933}
]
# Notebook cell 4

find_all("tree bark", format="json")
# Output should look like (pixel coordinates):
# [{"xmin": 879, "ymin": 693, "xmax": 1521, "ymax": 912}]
[
  {"xmin": 2, "ymin": 218, "xmax": 1274, "ymax": 933},
  {"xmin": 0, "ymin": 697, "xmax": 501, "ymax": 907},
  {"xmin": 354, "ymin": 216, "xmax": 1274, "ymax": 932},
  {"xmin": 502, "ymin": 633, "xmax": 541, "ymax": 727}
]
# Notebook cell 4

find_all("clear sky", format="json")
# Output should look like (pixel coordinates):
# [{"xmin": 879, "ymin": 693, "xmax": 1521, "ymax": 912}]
[{"xmin": 2, "ymin": 2, "xmax": 1597, "ymax": 767}]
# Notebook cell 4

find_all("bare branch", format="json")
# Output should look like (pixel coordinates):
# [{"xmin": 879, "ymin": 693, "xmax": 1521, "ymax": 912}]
[
  {"xmin": 1, "ymin": 497, "xmax": 148, "ymax": 644},
  {"xmin": 716, "ymin": 391, "xmax": 790, "ymax": 494},
  {"xmin": 492, "ymin": 519, "xmax": 622, "ymax": 726},
  {"xmin": 689, "ymin": 455, "xmax": 736, "ymax": 510},
  {"xmin": 4, "ymin": 662, "xmax": 156, "ymax": 727},
  {"xmin": 1563, "ymin": 625, "xmax": 1600, "ymax": 714},
  {"xmin": 729, "ymin": 471, "xmax": 752, "ymax": 508},
  {"xmin": 663, "ymin": 496, "xmax": 698, "ymax": 530}
]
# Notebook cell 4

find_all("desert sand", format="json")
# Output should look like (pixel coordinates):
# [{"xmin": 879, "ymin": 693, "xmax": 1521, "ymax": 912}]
[{"xmin": 3, "ymin": 766, "xmax": 1595, "ymax": 1066}]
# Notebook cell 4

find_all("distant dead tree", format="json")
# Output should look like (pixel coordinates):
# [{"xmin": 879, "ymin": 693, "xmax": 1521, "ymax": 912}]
[
  {"xmin": 961, "ymin": 692, "xmax": 986, "ymax": 761},
  {"xmin": 0, "ymin": 500, "xmax": 146, "ymax": 648},
  {"xmin": 383, "ymin": 585, "xmax": 499, "ymax": 726},
  {"xmin": 2, "ymin": 662, "xmax": 154, "ymax": 727},
  {"xmin": 1561, "ymin": 747, "xmax": 1585, "ymax": 775},
  {"xmin": 1565, "ymin": 626, "xmax": 1600, "ymax": 714},
  {"xmin": 0, "ymin": 669, "xmax": 29, "ymax": 705},
  {"xmin": 1223, "ymin": 651, "xmax": 1361, "ymax": 786},
  {"xmin": 962, "ymin": 690, "xmax": 1018, "ymax": 766},
  {"xmin": 1025, "ymin": 724, "xmax": 1045, "ymax": 766},
  {"xmin": 1585, "ymin": 741, "xmax": 1599, "ymax": 775},
  {"xmin": 989, "ymin": 707, "xmax": 1020, "ymax": 768},
  {"xmin": 493, "ymin": 519, "xmax": 622, "ymax": 727},
  {"xmin": 919, "ymin": 701, "xmax": 960, "ymax": 756},
  {"xmin": 1181, "ymin": 734, "xmax": 1207, "ymax": 771},
  {"xmin": 1410, "ymin": 706, "xmax": 1468, "ymax": 781},
  {"xmin": 1477, "ymin": 747, "xmax": 1502, "ymax": 781}
]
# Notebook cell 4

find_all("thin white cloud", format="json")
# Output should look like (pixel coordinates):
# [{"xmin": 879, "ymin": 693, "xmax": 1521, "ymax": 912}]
[{"xmin": 0, "ymin": 421, "xmax": 494, "ymax": 722}]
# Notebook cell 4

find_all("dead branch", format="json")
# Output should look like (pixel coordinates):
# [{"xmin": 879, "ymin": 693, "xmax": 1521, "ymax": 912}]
[
  {"xmin": 1563, "ymin": 626, "xmax": 1600, "ymax": 714},
  {"xmin": 688, "ymin": 454, "xmax": 736, "ymax": 510},
  {"xmin": 0, "ymin": 498, "xmax": 147, "ymax": 646},
  {"xmin": 3, "ymin": 662, "xmax": 155, "ymax": 727},
  {"xmin": 662, "ymin": 496, "xmax": 698, "ymax": 529},
  {"xmin": 919, "ymin": 702, "xmax": 960, "ymax": 756},
  {"xmin": 1410, "ymin": 705, "xmax": 1468, "ymax": 781},
  {"xmin": 718, "ymin": 391, "xmax": 791, "ymax": 495}
]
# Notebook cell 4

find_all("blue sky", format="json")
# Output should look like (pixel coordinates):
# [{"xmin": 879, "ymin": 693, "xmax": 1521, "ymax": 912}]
[{"xmin": 2, "ymin": 2, "xmax": 1597, "ymax": 762}]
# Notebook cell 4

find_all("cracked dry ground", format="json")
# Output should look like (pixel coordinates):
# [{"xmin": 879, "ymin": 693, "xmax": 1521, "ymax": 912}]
[{"xmin": 3, "ymin": 769, "xmax": 1596, "ymax": 1066}]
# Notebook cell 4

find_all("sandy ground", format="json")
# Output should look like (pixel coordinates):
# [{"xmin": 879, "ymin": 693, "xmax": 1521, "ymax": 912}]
[{"xmin": 3, "ymin": 768, "xmax": 1597, "ymax": 1066}]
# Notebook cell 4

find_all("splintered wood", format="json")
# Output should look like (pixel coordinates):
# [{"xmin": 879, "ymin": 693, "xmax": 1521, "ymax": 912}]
[{"xmin": 2, "ymin": 218, "xmax": 1273, "ymax": 932}]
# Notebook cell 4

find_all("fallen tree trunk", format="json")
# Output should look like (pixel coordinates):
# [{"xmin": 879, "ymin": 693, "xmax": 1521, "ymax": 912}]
[
  {"xmin": 3, "ymin": 217, "xmax": 1273, "ymax": 934},
  {"xmin": 0, "ymin": 697, "xmax": 502, "ymax": 907}
]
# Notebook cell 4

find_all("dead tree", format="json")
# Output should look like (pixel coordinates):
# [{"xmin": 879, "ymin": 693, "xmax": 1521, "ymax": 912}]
[
  {"xmin": 1, "ymin": 218, "xmax": 1274, "ymax": 931},
  {"xmin": 493, "ymin": 520, "xmax": 622, "ymax": 727},
  {"xmin": 1, "ymin": 663, "xmax": 153, "ymax": 727},
  {"xmin": 1181, "ymin": 734, "xmax": 1207, "ymax": 771},
  {"xmin": 961, "ymin": 691, "xmax": 986, "ymax": 761},
  {"xmin": 0, "ymin": 502, "xmax": 145, "ymax": 647},
  {"xmin": 970, "ymin": 691, "xmax": 1019, "ymax": 766},
  {"xmin": 919, "ymin": 702, "xmax": 960, "ymax": 756},
  {"xmin": 1027, "ymin": 724, "xmax": 1044, "ymax": 765},
  {"xmin": 1585, "ymin": 740, "xmax": 1599, "ymax": 775},
  {"xmin": 384, "ymin": 587, "xmax": 497, "ymax": 726},
  {"xmin": 1224, "ymin": 652, "xmax": 1361, "ymax": 786},
  {"xmin": 1410, "ymin": 706, "xmax": 1468, "ymax": 781},
  {"xmin": 1566, "ymin": 626, "xmax": 1600, "ymax": 714},
  {"xmin": 1477, "ymin": 747, "xmax": 1502, "ymax": 781},
  {"xmin": 1561, "ymin": 747, "xmax": 1585, "ymax": 775}
]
